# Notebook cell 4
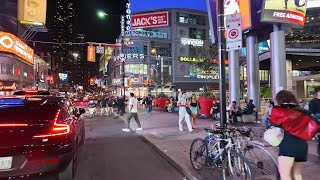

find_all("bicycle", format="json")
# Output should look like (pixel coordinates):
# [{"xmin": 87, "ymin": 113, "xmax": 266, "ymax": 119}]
[
  {"xmin": 190, "ymin": 127, "xmax": 254, "ymax": 180},
  {"xmin": 234, "ymin": 127, "xmax": 280, "ymax": 180}
]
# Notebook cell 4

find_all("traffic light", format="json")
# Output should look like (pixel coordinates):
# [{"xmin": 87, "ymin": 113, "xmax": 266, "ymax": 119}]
[
  {"xmin": 149, "ymin": 68, "xmax": 153, "ymax": 77},
  {"xmin": 49, "ymin": 76, "xmax": 54, "ymax": 84}
]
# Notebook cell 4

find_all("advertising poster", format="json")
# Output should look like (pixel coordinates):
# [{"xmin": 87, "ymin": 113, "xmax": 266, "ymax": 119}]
[
  {"xmin": 87, "ymin": 46, "xmax": 96, "ymax": 62},
  {"xmin": 58, "ymin": 73, "xmax": 68, "ymax": 82},
  {"xmin": 18, "ymin": 0, "xmax": 47, "ymax": 25},
  {"xmin": 131, "ymin": 12, "xmax": 169, "ymax": 28},
  {"xmin": 261, "ymin": 0, "xmax": 308, "ymax": 27}
]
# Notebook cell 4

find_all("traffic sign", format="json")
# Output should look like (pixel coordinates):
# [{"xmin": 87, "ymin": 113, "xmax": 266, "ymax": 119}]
[
  {"xmin": 96, "ymin": 46, "xmax": 104, "ymax": 54},
  {"xmin": 226, "ymin": 13, "xmax": 242, "ymax": 51}
]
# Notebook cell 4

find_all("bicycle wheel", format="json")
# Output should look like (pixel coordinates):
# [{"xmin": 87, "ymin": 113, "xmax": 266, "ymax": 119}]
[
  {"xmin": 244, "ymin": 144, "xmax": 279, "ymax": 180},
  {"xmin": 222, "ymin": 150, "xmax": 254, "ymax": 180},
  {"xmin": 189, "ymin": 138, "xmax": 208, "ymax": 170}
]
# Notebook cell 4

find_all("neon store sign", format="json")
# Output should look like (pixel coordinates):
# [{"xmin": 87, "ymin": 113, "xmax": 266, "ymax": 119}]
[{"xmin": 126, "ymin": 2, "xmax": 131, "ymax": 31}]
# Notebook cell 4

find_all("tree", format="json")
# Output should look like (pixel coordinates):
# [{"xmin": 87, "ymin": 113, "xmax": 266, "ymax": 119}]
[
  {"xmin": 194, "ymin": 41, "xmax": 219, "ymax": 97},
  {"xmin": 195, "ymin": 41, "xmax": 219, "ymax": 71}
]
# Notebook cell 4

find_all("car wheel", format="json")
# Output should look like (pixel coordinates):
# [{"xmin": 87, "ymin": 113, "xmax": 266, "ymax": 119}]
[{"xmin": 58, "ymin": 146, "xmax": 77, "ymax": 180}]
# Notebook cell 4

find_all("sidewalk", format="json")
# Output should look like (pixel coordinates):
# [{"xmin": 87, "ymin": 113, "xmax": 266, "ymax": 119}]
[{"xmin": 117, "ymin": 109, "xmax": 320, "ymax": 180}]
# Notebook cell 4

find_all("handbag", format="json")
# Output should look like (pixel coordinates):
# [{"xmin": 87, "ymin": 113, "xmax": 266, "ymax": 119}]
[
  {"xmin": 263, "ymin": 126, "xmax": 284, "ymax": 147},
  {"xmin": 186, "ymin": 107, "xmax": 192, "ymax": 116}
]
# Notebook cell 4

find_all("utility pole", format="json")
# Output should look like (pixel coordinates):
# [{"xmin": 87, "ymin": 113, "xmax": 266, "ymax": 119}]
[{"xmin": 217, "ymin": 0, "xmax": 227, "ymax": 127}]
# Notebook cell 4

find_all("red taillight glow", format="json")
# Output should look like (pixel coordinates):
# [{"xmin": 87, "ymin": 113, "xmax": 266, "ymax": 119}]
[
  {"xmin": 0, "ymin": 124, "xmax": 28, "ymax": 127},
  {"xmin": 33, "ymin": 109, "xmax": 71, "ymax": 138}
]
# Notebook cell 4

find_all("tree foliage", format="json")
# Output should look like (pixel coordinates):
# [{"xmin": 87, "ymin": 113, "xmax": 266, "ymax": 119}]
[{"xmin": 195, "ymin": 41, "xmax": 219, "ymax": 71}]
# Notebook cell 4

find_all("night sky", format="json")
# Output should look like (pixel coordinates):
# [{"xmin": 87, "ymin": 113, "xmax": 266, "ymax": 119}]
[{"xmin": 38, "ymin": 0, "xmax": 207, "ymax": 44}]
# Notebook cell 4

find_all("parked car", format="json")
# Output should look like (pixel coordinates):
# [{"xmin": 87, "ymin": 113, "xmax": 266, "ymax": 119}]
[{"xmin": 0, "ymin": 95, "xmax": 86, "ymax": 179}]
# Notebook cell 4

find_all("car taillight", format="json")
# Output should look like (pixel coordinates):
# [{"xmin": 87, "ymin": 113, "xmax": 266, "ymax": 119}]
[
  {"xmin": 0, "ymin": 124, "xmax": 28, "ymax": 127},
  {"xmin": 33, "ymin": 109, "xmax": 71, "ymax": 138}
]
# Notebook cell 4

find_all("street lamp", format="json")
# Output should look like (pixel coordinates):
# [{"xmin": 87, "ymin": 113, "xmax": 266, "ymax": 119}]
[
  {"xmin": 72, "ymin": 53, "xmax": 79, "ymax": 58},
  {"xmin": 97, "ymin": 10, "xmax": 108, "ymax": 19}
]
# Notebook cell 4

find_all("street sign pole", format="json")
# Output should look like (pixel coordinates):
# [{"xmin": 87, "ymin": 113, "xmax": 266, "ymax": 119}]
[
  {"xmin": 217, "ymin": 0, "xmax": 227, "ymax": 127},
  {"xmin": 120, "ymin": 15, "xmax": 126, "ymax": 98}
]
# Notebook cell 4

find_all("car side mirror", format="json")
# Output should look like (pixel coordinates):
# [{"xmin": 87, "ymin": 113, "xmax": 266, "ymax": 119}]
[{"xmin": 79, "ymin": 108, "xmax": 86, "ymax": 115}]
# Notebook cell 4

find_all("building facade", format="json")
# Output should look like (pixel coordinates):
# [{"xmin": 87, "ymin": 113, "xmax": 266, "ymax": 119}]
[{"xmin": 108, "ymin": 8, "xmax": 222, "ymax": 98}]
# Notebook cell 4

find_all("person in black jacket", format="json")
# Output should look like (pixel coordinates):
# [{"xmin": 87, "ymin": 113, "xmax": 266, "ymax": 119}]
[
  {"xmin": 308, "ymin": 86, "xmax": 320, "ymax": 156},
  {"xmin": 117, "ymin": 96, "xmax": 125, "ymax": 117}
]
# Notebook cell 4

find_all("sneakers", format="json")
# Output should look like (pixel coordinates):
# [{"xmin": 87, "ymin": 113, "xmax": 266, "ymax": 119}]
[
  {"xmin": 122, "ymin": 128, "xmax": 130, "ymax": 132},
  {"xmin": 179, "ymin": 128, "xmax": 183, "ymax": 131},
  {"xmin": 136, "ymin": 127, "xmax": 143, "ymax": 131}
]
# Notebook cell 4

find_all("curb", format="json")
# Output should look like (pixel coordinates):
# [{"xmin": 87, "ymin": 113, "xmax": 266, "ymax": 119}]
[{"xmin": 117, "ymin": 115, "xmax": 200, "ymax": 180}]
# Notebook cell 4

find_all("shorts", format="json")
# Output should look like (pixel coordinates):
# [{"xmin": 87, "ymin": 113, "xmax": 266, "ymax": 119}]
[
  {"xmin": 279, "ymin": 131, "xmax": 308, "ymax": 162},
  {"xmin": 108, "ymin": 104, "xmax": 113, "ymax": 108}
]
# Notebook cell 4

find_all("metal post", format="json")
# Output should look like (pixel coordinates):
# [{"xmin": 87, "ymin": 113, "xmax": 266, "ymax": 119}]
[
  {"xmin": 161, "ymin": 57, "xmax": 164, "ymax": 92},
  {"xmin": 228, "ymin": 50, "xmax": 240, "ymax": 105},
  {"xmin": 270, "ymin": 25, "xmax": 287, "ymax": 99},
  {"xmin": 246, "ymin": 33, "xmax": 260, "ymax": 111},
  {"xmin": 217, "ymin": 0, "xmax": 227, "ymax": 127},
  {"xmin": 120, "ymin": 15, "xmax": 126, "ymax": 98}
]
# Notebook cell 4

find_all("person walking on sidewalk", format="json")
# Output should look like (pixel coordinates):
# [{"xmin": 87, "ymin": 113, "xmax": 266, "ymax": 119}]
[
  {"xmin": 117, "ymin": 96, "xmax": 125, "ymax": 117},
  {"xmin": 177, "ymin": 92, "xmax": 193, "ymax": 132},
  {"xmin": 122, "ymin": 93, "xmax": 142, "ymax": 132},
  {"xmin": 145, "ymin": 94, "xmax": 153, "ymax": 115},
  {"xmin": 308, "ymin": 86, "xmax": 320, "ymax": 156},
  {"xmin": 189, "ymin": 94, "xmax": 198, "ymax": 129},
  {"xmin": 100, "ymin": 96, "xmax": 107, "ymax": 116}
]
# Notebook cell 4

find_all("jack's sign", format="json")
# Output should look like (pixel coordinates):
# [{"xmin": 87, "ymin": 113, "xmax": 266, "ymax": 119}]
[{"xmin": 131, "ymin": 12, "xmax": 169, "ymax": 29}]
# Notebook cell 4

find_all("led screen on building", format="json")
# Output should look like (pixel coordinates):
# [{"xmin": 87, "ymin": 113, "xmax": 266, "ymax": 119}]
[{"xmin": 261, "ymin": 0, "xmax": 308, "ymax": 27}]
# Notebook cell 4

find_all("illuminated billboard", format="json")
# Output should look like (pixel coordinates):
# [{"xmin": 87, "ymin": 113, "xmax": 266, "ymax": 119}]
[
  {"xmin": 261, "ymin": 0, "xmax": 308, "ymax": 27},
  {"xmin": 0, "ymin": 31, "xmax": 34, "ymax": 64},
  {"xmin": 131, "ymin": 12, "xmax": 169, "ymax": 29},
  {"xmin": 87, "ymin": 46, "xmax": 96, "ymax": 62},
  {"xmin": 18, "ymin": 0, "xmax": 47, "ymax": 25},
  {"xmin": 58, "ymin": 73, "xmax": 68, "ymax": 82},
  {"xmin": 207, "ymin": 0, "xmax": 252, "ymax": 44},
  {"xmin": 307, "ymin": 0, "xmax": 320, "ymax": 8}
]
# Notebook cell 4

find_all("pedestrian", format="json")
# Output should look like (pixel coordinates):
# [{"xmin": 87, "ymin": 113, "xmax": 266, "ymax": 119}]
[
  {"xmin": 243, "ymin": 99, "xmax": 255, "ymax": 115},
  {"xmin": 122, "ymin": 93, "xmax": 142, "ymax": 132},
  {"xmin": 107, "ymin": 97, "xmax": 114, "ymax": 116},
  {"xmin": 271, "ymin": 90, "xmax": 319, "ymax": 180},
  {"xmin": 230, "ymin": 101, "xmax": 242, "ymax": 123},
  {"xmin": 189, "ymin": 94, "xmax": 198, "ymax": 129},
  {"xmin": 100, "ymin": 96, "xmax": 107, "ymax": 116},
  {"xmin": 308, "ymin": 86, "xmax": 320, "ymax": 156},
  {"xmin": 212, "ymin": 100, "xmax": 220, "ymax": 120},
  {"xmin": 177, "ymin": 92, "xmax": 193, "ymax": 132},
  {"xmin": 145, "ymin": 94, "xmax": 153, "ymax": 115},
  {"xmin": 117, "ymin": 96, "xmax": 125, "ymax": 117},
  {"xmin": 264, "ymin": 100, "xmax": 274, "ymax": 129}
]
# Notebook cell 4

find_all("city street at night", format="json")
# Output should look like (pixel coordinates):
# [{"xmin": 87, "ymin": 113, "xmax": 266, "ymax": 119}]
[{"xmin": 1, "ymin": 0, "xmax": 320, "ymax": 179}]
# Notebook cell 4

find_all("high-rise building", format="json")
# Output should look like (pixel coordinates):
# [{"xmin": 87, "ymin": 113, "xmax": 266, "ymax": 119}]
[{"xmin": 52, "ymin": 0, "xmax": 76, "ymax": 89}]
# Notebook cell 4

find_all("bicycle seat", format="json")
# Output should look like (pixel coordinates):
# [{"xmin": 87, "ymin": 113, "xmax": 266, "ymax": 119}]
[{"xmin": 237, "ymin": 127, "xmax": 252, "ymax": 137}]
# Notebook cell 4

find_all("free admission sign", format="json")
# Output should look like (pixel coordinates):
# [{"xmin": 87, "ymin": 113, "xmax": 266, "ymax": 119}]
[{"xmin": 131, "ymin": 11, "xmax": 169, "ymax": 29}]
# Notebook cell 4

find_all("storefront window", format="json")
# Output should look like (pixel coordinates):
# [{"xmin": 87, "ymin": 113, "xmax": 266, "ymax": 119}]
[
  {"xmin": 178, "ymin": 13, "xmax": 188, "ymax": 24},
  {"xmin": 189, "ymin": 28, "xmax": 206, "ymax": 40},
  {"xmin": 125, "ymin": 64, "xmax": 147, "ymax": 74}
]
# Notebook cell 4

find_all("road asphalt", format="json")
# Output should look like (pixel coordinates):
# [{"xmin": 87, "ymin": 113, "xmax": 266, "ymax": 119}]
[{"xmin": 28, "ymin": 114, "xmax": 184, "ymax": 180}]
